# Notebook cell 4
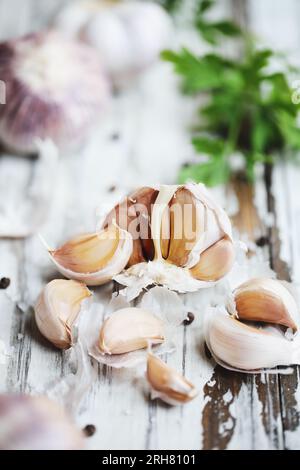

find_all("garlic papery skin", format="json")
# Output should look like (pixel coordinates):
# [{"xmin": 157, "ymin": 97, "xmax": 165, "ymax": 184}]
[
  {"xmin": 99, "ymin": 307, "xmax": 165, "ymax": 355},
  {"xmin": 231, "ymin": 278, "xmax": 299, "ymax": 333},
  {"xmin": 54, "ymin": 1, "xmax": 172, "ymax": 83},
  {"xmin": 48, "ymin": 225, "xmax": 133, "ymax": 286},
  {"xmin": 147, "ymin": 354, "xmax": 198, "ymax": 406},
  {"xmin": 35, "ymin": 279, "xmax": 92, "ymax": 349},
  {"xmin": 0, "ymin": 30, "xmax": 110, "ymax": 154},
  {"xmin": 205, "ymin": 308, "xmax": 300, "ymax": 372},
  {"xmin": 0, "ymin": 394, "xmax": 84, "ymax": 450}
]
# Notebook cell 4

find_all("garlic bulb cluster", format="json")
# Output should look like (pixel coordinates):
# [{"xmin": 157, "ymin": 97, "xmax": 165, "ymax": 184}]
[
  {"xmin": 47, "ymin": 225, "xmax": 133, "ymax": 286},
  {"xmin": 147, "ymin": 354, "xmax": 198, "ymax": 406},
  {"xmin": 205, "ymin": 278, "xmax": 300, "ymax": 372},
  {"xmin": 35, "ymin": 279, "xmax": 92, "ymax": 349},
  {"xmin": 43, "ymin": 183, "xmax": 234, "ymax": 296},
  {"xmin": 99, "ymin": 307, "xmax": 165, "ymax": 355},
  {"xmin": 0, "ymin": 394, "xmax": 84, "ymax": 450},
  {"xmin": 106, "ymin": 183, "xmax": 235, "ymax": 297},
  {"xmin": 0, "ymin": 30, "xmax": 110, "ymax": 154},
  {"xmin": 54, "ymin": 0, "xmax": 172, "ymax": 83}
]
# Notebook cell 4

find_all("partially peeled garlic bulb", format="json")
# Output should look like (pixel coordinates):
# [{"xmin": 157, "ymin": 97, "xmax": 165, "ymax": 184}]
[
  {"xmin": 104, "ymin": 183, "xmax": 235, "ymax": 296},
  {"xmin": 231, "ymin": 278, "xmax": 299, "ymax": 333},
  {"xmin": 99, "ymin": 308, "xmax": 165, "ymax": 355},
  {"xmin": 54, "ymin": 0, "xmax": 172, "ymax": 83},
  {"xmin": 35, "ymin": 279, "xmax": 91, "ymax": 349},
  {"xmin": 147, "ymin": 354, "xmax": 198, "ymax": 406},
  {"xmin": 47, "ymin": 225, "xmax": 133, "ymax": 286},
  {"xmin": 0, "ymin": 30, "xmax": 110, "ymax": 153},
  {"xmin": 0, "ymin": 394, "xmax": 84, "ymax": 450},
  {"xmin": 205, "ymin": 278, "xmax": 300, "ymax": 372}
]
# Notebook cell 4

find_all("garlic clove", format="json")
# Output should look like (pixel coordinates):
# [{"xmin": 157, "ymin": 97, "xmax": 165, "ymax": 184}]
[
  {"xmin": 233, "ymin": 278, "xmax": 299, "ymax": 333},
  {"xmin": 99, "ymin": 307, "xmax": 165, "ymax": 355},
  {"xmin": 103, "ymin": 187, "xmax": 158, "ymax": 267},
  {"xmin": 0, "ymin": 31, "xmax": 110, "ymax": 154},
  {"xmin": 190, "ymin": 237, "xmax": 235, "ymax": 282},
  {"xmin": 130, "ymin": 186, "xmax": 158, "ymax": 262},
  {"xmin": 48, "ymin": 225, "xmax": 133, "ymax": 286},
  {"xmin": 35, "ymin": 279, "xmax": 91, "ymax": 349},
  {"xmin": 147, "ymin": 354, "xmax": 198, "ymax": 406},
  {"xmin": 160, "ymin": 203, "xmax": 171, "ymax": 259},
  {"xmin": 0, "ymin": 394, "xmax": 84, "ymax": 450},
  {"xmin": 167, "ymin": 187, "xmax": 201, "ymax": 267},
  {"xmin": 205, "ymin": 309, "xmax": 298, "ymax": 371}
]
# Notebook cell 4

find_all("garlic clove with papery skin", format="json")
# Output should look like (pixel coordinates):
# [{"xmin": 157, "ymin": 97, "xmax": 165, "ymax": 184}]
[
  {"xmin": 190, "ymin": 237, "xmax": 235, "ymax": 282},
  {"xmin": 103, "ymin": 186, "xmax": 159, "ymax": 267},
  {"xmin": 205, "ymin": 308, "xmax": 300, "ymax": 372},
  {"xmin": 99, "ymin": 307, "xmax": 165, "ymax": 355},
  {"xmin": 232, "ymin": 278, "xmax": 299, "ymax": 333},
  {"xmin": 0, "ymin": 394, "xmax": 84, "ymax": 450},
  {"xmin": 47, "ymin": 225, "xmax": 133, "ymax": 286},
  {"xmin": 0, "ymin": 30, "xmax": 110, "ymax": 154},
  {"xmin": 35, "ymin": 279, "xmax": 92, "ymax": 349},
  {"xmin": 147, "ymin": 354, "xmax": 198, "ymax": 406}
]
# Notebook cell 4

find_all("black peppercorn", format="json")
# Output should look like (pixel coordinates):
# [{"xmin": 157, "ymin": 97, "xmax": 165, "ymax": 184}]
[
  {"xmin": 83, "ymin": 424, "xmax": 96, "ymax": 437},
  {"xmin": 0, "ymin": 277, "xmax": 10, "ymax": 289},
  {"xmin": 183, "ymin": 312, "xmax": 195, "ymax": 326}
]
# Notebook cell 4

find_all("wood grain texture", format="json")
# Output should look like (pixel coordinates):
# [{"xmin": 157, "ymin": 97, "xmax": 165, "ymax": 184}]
[{"xmin": 1, "ymin": 0, "xmax": 300, "ymax": 450}]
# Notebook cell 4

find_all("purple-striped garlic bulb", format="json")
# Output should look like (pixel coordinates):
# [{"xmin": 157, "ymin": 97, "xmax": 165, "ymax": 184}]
[
  {"xmin": 0, "ymin": 394, "xmax": 84, "ymax": 450},
  {"xmin": 0, "ymin": 30, "xmax": 110, "ymax": 154}
]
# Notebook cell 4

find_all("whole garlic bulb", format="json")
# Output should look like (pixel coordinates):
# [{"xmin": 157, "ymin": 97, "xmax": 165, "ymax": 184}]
[
  {"xmin": 54, "ymin": 0, "xmax": 172, "ymax": 83},
  {"xmin": 0, "ymin": 30, "xmax": 110, "ymax": 154},
  {"xmin": 35, "ymin": 279, "xmax": 92, "ymax": 349},
  {"xmin": 103, "ymin": 182, "xmax": 235, "ymax": 297},
  {"xmin": 0, "ymin": 394, "xmax": 84, "ymax": 450}
]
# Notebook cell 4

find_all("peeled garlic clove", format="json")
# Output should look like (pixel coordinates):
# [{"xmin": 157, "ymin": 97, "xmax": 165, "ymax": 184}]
[
  {"xmin": 205, "ymin": 309, "xmax": 298, "ymax": 371},
  {"xmin": 35, "ymin": 279, "xmax": 91, "ymax": 349},
  {"xmin": 147, "ymin": 354, "xmax": 198, "ymax": 406},
  {"xmin": 233, "ymin": 278, "xmax": 299, "ymax": 333},
  {"xmin": 0, "ymin": 394, "xmax": 84, "ymax": 450},
  {"xmin": 99, "ymin": 308, "xmax": 165, "ymax": 355},
  {"xmin": 0, "ymin": 30, "xmax": 110, "ymax": 154},
  {"xmin": 190, "ymin": 237, "xmax": 235, "ymax": 282},
  {"xmin": 48, "ymin": 225, "xmax": 133, "ymax": 286}
]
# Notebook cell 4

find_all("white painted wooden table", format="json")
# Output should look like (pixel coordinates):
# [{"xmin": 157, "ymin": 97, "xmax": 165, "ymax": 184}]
[{"xmin": 1, "ymin": 0, "xmax": 300, "ymax": 450}]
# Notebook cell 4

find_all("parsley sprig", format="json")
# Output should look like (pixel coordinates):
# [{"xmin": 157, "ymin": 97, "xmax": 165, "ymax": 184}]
[{"xmin": 162, "ymin": 1, "xmax": 300, "ymax": 186}]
